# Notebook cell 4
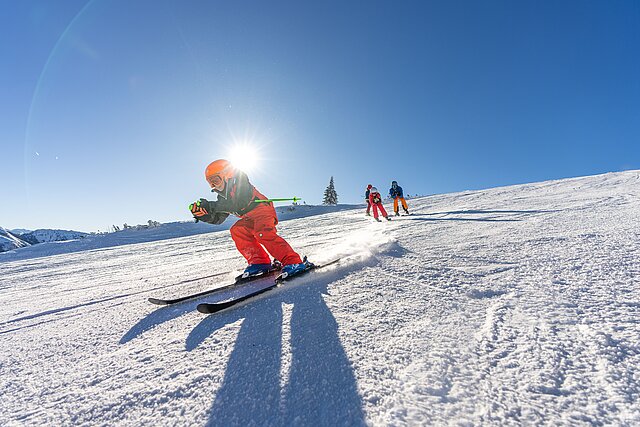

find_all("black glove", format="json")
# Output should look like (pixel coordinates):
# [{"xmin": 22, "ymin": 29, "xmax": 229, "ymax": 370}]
[
  {"xmin": 189, "ymin": 199, "xmax": 229, "ymax": 225},
  {"xmin": 189, "ymin": 198, "xmax": 213, "ymax": 218}
]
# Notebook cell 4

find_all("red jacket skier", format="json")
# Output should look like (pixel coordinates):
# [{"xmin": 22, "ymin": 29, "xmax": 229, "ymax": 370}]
[
  {"xmin": 189, "ymin": 159, "xmax": 306, "ymax": 277},
  {"xmin": 368, "ymin": 187, "xmax": 391, "ymax": 222}
]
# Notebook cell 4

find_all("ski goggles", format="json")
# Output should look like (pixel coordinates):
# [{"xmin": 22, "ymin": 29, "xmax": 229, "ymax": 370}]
[{"xmin": 207, "ymin": 174, "xmax": 224, "ymax": 188}]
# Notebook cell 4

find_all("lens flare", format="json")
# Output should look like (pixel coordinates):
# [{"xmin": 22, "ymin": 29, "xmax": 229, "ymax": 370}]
[{"xmin": 228, "ymin": 143, "xmax": 260, "ymax": 174}]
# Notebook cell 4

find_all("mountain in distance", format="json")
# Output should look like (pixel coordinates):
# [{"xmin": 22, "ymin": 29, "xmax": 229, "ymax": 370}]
[
  {"xmin": 0, "ymin": 227, "xmax": 31, "ymax": 252},
  {"xmin": 10, "ymin": 228, "xmax": 32, "ymax": 235},
  {"xmin": 0, "ymin": 227, "xmax": 88, "ymax": 253},
  {"xmin": 18, "ymin": 229, "xmax": 89, "ymax": 245}
]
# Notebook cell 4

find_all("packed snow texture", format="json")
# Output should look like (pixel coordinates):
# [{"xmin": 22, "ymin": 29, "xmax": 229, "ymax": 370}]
[{"xmin": 1, "ymin": 171, "xmax": 639, "ymax": 426}]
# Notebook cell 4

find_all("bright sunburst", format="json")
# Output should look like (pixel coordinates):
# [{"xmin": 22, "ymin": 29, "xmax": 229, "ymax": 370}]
[{"xmin": 227, "ymin": 143, "xmax": 260, "ymax": 174}]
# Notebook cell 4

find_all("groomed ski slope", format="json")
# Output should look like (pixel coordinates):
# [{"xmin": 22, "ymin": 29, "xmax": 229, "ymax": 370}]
[{"xmin": 1, "ymin": 170, "xmax": 639, "ymax": 426}]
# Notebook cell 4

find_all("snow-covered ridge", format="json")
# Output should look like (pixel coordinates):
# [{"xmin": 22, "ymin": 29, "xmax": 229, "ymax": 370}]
[
  {"xmin": 0, "ymin": 228, "xmax": 88, "ymax": 254},
  {"xmin": 0, "ymin": 203, "xmax": 361, "ymax": 262},
  {"xmin": 9, "ymin": 228, "xmax": 32, "ymax": 235},
  {"xmin": 0, "ymin": 227, "xmax": 31, "ymax": 252},
  {"xmin": 18, "ymin": 229, "xmax": 88, "ymax": 245}
]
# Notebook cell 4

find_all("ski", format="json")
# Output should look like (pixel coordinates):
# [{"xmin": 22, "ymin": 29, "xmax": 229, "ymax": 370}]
[
  {"xmin": 148, "ymin": 266, "xmax": 281, "ymax": 306},
  {"xmin": 196, "ymin": 258, "xmax": 341, "ymax": 314}
]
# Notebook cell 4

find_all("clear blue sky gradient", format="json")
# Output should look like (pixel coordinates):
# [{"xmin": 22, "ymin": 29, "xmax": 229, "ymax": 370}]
[{"xmin": 2, "ymin": 0, "xmax": 639, "ymax": 232}]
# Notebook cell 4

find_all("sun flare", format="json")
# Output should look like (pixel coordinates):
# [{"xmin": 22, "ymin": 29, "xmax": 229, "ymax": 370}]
[{"xmin": 227, "ymin": 143, "xmax": 260, "ymax": 174}]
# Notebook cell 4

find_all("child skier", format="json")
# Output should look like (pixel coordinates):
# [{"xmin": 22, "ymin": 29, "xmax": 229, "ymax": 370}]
[
  {"xmin": 389, "ymin": 180, "xmax": 410, "ymax": 216},
  {"xmin": 189, "ymin": 159, "xmax": 307, "ymax": 278},
  {"xmin": 364, "ymin": 184, "xmax": 373, "ymax": 216},
  {"xmin": 368, "ymin": 187, "xmax": 391, "ymax": 222}
]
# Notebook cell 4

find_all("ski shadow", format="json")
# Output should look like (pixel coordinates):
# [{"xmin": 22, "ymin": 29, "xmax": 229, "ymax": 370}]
[
  {"xmin": 187, "ymin": 261, "xmax": 370, "ymax": 426},
  {"xmin": 120, "ymin": 303, "xmax": 196, "ymax": 344},
  {"xmin": 120, "ymin": 276, "xmax": 276, "ymax": 344}
]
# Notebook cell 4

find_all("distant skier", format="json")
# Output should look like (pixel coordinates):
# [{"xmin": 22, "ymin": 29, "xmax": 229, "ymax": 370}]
[
  {"xmin": 365, "ymin": 184, "xmax": 373, "ymax": 216},
  {"xmin": 369, "ymin": 187, "xmax": 391, "ymax": 222},
  {"xmin": 389, "ymin": 180, "xmax": 410, "ymax": 216},
  {"xmin": 189, "ymin": 159, "xmax": 307, "ymax": 278}
]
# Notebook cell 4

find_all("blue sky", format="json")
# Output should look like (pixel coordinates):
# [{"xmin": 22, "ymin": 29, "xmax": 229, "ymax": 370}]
[{"xmin": 2, "ymin": 0, "xmax": 639, "ymax": 232}]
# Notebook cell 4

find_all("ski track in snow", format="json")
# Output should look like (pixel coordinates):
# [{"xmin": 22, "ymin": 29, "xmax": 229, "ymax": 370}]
[{"xmin": 1, "ymin": 171, "xmax": 640, "ymax": 426}]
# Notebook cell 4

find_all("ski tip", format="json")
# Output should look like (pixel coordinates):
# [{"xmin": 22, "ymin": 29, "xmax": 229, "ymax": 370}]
[
  {"xmin": 196, "ymin": 303, "xmax": 215, "ymax": 314},
  {"xmin": 148, "ymin": 298, "xmax": 169, "ymax": 305}
]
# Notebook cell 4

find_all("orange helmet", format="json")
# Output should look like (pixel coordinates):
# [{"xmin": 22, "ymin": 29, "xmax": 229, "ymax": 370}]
[{"xmin": 205, "ymin": 159, "xmax": 235, "ymax": 189}]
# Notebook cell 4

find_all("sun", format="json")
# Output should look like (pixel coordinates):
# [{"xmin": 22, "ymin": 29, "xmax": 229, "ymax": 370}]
[{"xmin": 227, "ymin": 143, "xmax": 260, "ymax": 174}]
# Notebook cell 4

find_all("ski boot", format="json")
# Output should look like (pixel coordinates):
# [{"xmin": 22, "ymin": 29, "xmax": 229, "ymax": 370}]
[
  {"xmin": 404, "ymin": 208, "xmax": 410, "ymax": 215},
  {"xmin": 241, "ymin": 264, "xmax": 272, "ymax": 279},
  {"xmin": 280, "ymin": 257, "xmax": 313, "ymax": 280},
  {"xmin": 385, "ymin": 216, "xmax": 392, "ymax": 221},
  {"xmin": 395, "ymin": 211, "xmax": 400, "ymax": 216},
  {"xmin": 375, "ymin": 217, "xmax": 382, "ymax": 222},
  {"xmin": 240, "ymin": 259, "xmax": 282, "ymax": 279}
]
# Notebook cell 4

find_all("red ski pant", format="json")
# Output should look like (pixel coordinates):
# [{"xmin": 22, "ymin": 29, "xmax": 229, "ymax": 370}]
[
  {"xmin": 393, "ymin": 197, "xmax": 408, "ymax": 212},
  {"xmin": 372, "ymin": 202, "xmax": 388, "ymax": 219},
  {"xmin": 230, "ymin": 204, "xmax": 302, "ymax": 266}
]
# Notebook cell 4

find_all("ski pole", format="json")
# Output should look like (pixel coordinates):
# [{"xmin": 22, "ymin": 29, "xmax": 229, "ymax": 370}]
[{"xmin": 254, "ymin": 197, "xmax": 302, "ymax": 203}]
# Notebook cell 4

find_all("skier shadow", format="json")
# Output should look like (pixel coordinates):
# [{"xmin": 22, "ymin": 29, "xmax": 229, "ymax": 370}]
[
  {"xmin": 186, "ymin": 262, "xmax": 371, "ymax": 426},
  {"xmin": 121, "ymin": 277, "xmax": 274, "ymax": 344}
]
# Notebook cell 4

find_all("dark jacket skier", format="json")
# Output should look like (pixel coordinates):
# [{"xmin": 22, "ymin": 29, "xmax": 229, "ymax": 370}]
[{"xmin": 389, "ymin": 181, "xmax": 409, "ymax": 215}]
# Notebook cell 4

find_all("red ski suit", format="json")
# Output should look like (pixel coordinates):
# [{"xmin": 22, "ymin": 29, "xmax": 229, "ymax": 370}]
[
  {"xmin": 214, "ymin": 172, "xmax": 302, "ymax": 266},
  {"xmin": 368, "ymin": 191, "xmax": 388, "ymax": 219}
]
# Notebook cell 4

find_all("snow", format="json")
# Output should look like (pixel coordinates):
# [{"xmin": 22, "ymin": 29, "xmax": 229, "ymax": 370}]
[
  {"xmin": 18, "ymin": 228, "xmax": 88, "ymax": 244},
  {"xmin": 0, "ymin": 227, "xmax": 30, "ymax": 252},
  {"xmin": 0, "ymin": 228, "xmax": 88, "ymax": 254},
  {"xmin": 9, "ymin": 229, "xmax": 33, "ymax": 235},
  {"xmin": 1, "ymin": 171, "xmax": 639, "ymax": 425},
  {"xmin": 0, "ymin": 204, "xmax": 360, "ymax": 262}
]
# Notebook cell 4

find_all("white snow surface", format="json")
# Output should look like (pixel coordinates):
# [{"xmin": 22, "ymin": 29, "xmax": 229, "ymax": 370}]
[{"xmin": 1, "ymin": 171, "xmax": 639, "ymax": 426}]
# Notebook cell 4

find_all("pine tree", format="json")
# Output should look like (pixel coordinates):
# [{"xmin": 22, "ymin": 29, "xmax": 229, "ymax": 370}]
[{"xmin": 323, "ymin": 176, "xmax": 338, "ymax": 205}]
